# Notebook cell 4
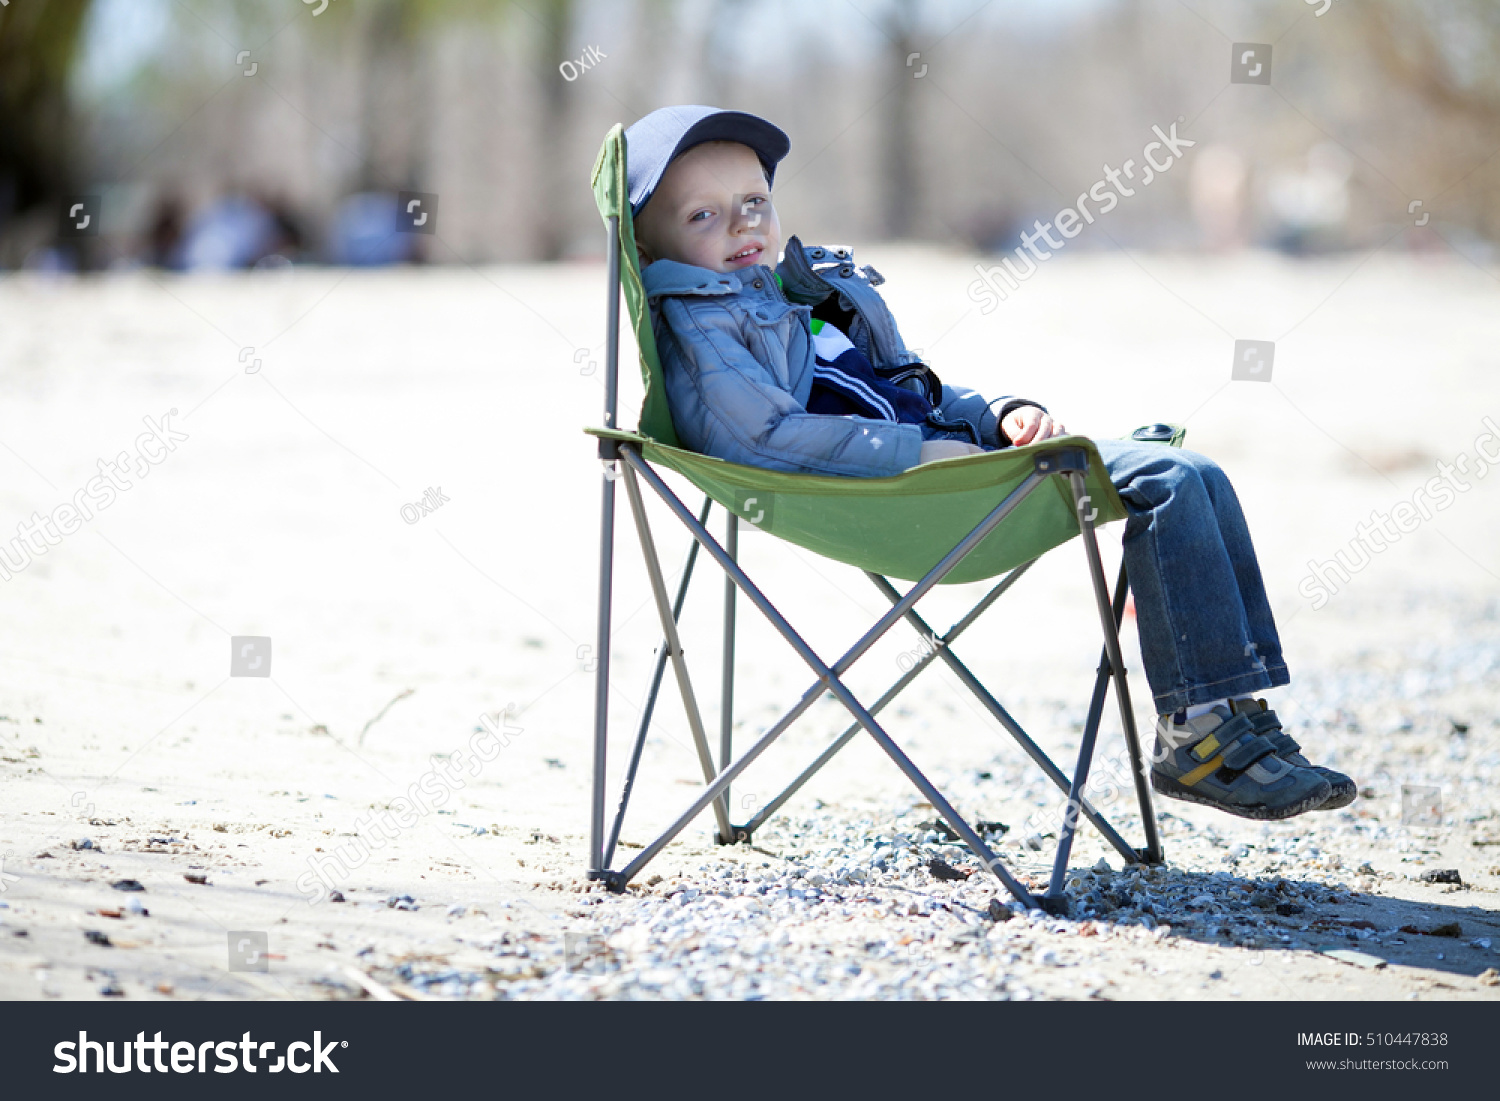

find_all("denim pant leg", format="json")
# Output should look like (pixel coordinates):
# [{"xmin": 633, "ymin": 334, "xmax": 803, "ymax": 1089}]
[{"xmin": 1092, "ymin": 438, "xmax": 1290, "ymax": 714}]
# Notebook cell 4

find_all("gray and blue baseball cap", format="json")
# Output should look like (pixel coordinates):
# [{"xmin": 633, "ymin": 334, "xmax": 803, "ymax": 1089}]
[{"xmin": 624, "ymin": 105, "xmax": 790, "ymax": 217}]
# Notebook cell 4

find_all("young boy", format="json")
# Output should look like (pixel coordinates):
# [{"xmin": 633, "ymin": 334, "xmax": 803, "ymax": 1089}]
[{"xmin": 625, "ymin": 104, "xmax": 1354, "ymax": 821}]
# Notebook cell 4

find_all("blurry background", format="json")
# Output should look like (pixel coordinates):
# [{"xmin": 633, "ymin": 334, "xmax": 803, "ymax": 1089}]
[{"xmin": 2, "ymin": 0, "xmax": 1498, "ymax": 269}]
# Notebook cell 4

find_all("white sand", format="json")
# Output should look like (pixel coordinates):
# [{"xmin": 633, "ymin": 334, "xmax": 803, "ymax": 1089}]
[{"xmin": 0, "ymin": 249, "xmax": 1497, "ymax": 1000}]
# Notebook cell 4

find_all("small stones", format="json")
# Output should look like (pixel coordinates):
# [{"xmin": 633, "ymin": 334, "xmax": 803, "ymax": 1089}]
[
  {"xmin": 918, "ymin": 819, "xmax": 961, "ymax": 842},
  {"xmin": 1478, "ymin": 969, "xmax": 1500, "ymax": 987},
  {"xmin": 70, "ymin": 839, "xmax": 96, "ymax": 851},
  {"xmin": 1325, "ymin": 949, "xmax": 1387, "ymax": 970},
  {"xmin": 1400, "ymin": 922, "xmax": 1462, "ymax": 938},
  {"xmin": 1420, "ymin": 868, "xmax": 1462, "ymax": 885},
  {"xmin": 339, "ymin": 663, "xmax": 1499, "ymax": 1000},
  {"xmin": 110, "ymin": 879, "xmax": 145, "ymax": 892},
  {"xmin": 926, "ymin": 857, "xmax": 970, "ymax": 882},
  {"xmin": 84, "ymin": 930, "xmax": 112, "ymax": 947},
  {"xmin": 329, "ymin": 890, "xmax": 346, "ymax": 902},
  {"xmin": 183, "ymin": 874, "xmax": 209, "ymax": 885},
  {"xmin": 386, "ymin": 894, "xmax": 419, "ymax": 911}
]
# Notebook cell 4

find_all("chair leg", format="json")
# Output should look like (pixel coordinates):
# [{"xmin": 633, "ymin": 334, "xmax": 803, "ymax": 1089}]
[
  {"xmin": 589, "ymin": 213, "xmax": 622, "ymax": 881},
  {"xmin": 1040, "ymin": 470, "xmax": 1163, "ymax": 913},
  {"xmin": 620, "ymin": 466, "xmax": 734, "ymax": 842},
  {"xmin": 1106, "ymin": 561, "xmax": 1163, "ymax": 864},
  {"xmin": 603, "ymin": 496, "xmax": 713, "ymax": 870},
  {"xmin": 717, "ymin": 512, "xmax": 738, "ymax": 841},
  {"xmin": 588, "ymin": 466, "xmax": 615, "ymax": 879}
]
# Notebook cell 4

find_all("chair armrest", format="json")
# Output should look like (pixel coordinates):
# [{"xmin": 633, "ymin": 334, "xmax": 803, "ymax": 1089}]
[{"xmin": 1128, "ymin": 423, "xmax": 1187, "ymax": 448}]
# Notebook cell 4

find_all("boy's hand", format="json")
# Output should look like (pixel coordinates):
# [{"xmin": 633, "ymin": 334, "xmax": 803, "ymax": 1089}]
[
  {"xmin": 918, "ymin": 440, "xmax": 986, "ymax": 465},
  {"xmin": 1002, "ymin": 406, "xmax": 1067, "ymax": 446}
]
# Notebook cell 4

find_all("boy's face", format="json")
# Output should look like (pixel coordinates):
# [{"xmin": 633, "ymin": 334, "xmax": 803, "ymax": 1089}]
[{"xmin": 634, "ymin": 141, "xmax": 781, "ymax": 273}]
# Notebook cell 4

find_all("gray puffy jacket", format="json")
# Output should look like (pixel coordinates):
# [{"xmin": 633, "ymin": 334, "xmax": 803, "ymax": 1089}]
[{"xmin": 642, "ymin": 235, "xmax": 1041, "ymax": 478}]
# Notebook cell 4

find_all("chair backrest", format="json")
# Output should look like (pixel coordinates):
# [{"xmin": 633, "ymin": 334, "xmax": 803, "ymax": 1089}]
[{"xmin": 591, "ymin": 124, "xmax": 680, "ymax": 448}]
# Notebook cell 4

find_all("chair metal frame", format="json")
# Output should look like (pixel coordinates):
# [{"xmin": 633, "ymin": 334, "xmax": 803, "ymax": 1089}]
[{"xmin": 587, "ymin": 216, "xmax": 1163, "ymax": 912}]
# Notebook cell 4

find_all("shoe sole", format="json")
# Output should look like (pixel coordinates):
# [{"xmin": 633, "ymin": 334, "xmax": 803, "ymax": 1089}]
[
  {"xmin": 1312, "ymin": 777, "xmax": 1358, "ymax": 811},
  {"xmin": 1151, "ymin": 771, "xmax": 1332, "ymax": 821}
]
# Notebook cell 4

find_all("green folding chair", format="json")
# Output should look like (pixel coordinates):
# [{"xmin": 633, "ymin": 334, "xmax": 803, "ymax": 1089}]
[{"xmin": 585, "ymin": 123, "xmax": 1175, "ymax": 912}]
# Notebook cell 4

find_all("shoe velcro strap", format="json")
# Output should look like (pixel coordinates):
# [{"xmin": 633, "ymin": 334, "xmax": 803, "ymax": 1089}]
[
  {"xmin": 1244, "ymin": 707, "xmax": 1279, "ymax": 731},
  {"xmin": 1245, "ymin": 709, "xmax": 1299, "ymax": 754},
  {"xmin": 1188, "ymin": 713, "xmax": 1256, "ymax": 762},
  {"xmin": 1218, "ymin": 730, "xmax": 1278, "ymax": 772}
]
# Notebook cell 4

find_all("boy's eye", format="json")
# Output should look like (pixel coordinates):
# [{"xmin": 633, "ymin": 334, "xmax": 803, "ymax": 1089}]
[{"xmin": 688, "ymin": 210, "xmax": 713, "ymax": 223}]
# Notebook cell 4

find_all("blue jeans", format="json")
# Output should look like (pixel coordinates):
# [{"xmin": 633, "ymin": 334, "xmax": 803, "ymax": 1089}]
[{"xmin": 1091, "ymin": 439, "xmax": 1290, "ymax": 715}]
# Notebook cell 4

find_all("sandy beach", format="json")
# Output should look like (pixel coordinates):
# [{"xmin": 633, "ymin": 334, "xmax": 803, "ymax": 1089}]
[{"xmin": 1, "ymin": 248, "xmax": 1497, "ymax": 1000}]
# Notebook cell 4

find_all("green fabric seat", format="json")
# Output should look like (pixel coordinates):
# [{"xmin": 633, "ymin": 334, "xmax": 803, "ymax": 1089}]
[{"xmin": 587, "ymin": 123, "xmax": 1129, "ymax": 584}]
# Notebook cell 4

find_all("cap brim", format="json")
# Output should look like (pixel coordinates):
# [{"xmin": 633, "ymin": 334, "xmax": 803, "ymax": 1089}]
[{"xmin": 630, "ymin": 109, "xmax": 790, "ymax": 217}]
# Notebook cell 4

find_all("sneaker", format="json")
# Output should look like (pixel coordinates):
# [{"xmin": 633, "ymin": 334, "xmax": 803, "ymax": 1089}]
[
  {"xmin": 1229, "ymin": 698, "xmax": 1357, "ymax": 810},
  {"xmin": 1151, "ymin": 705, "xmax": 1331, "ymax": 820}
]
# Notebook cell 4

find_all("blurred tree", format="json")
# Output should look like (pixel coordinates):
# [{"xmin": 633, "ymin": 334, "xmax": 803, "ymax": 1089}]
[
  {"xmin": 0, "ymin": 0, "xmax": 93, "ymax": 226},
  {"xmin": 691, "ymin": 0, "xmax": 755, "ymax": 110},
  {"xmin": 1357, "ymin": 0, "xmax": 1500, "ymax": 239},
  {"xmin": 351, "ymin": 0, "xmax": 432, "ymax": 193},
  {"xmin": 881, "ymin": 0, "xmax": 921, "ymax": 238},
  {"xmin": 537, "ymin": 0, "xmax": 576, "ymax": 261},
  {"xmin": 1358, "ymin": 0, "xmax": 1500, "ymax": 125}
]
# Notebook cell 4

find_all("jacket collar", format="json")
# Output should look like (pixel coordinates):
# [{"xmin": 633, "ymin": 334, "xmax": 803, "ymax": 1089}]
[
  {"xmin": 775, "ymin": 235, "xmax": 858, "ymax": 304},
  {"xmin": 641, "ymin": 258, "xmax": 772, "ymax": 299}
]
